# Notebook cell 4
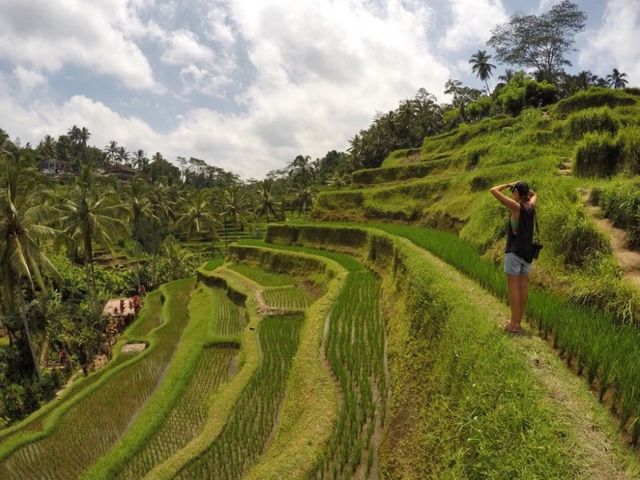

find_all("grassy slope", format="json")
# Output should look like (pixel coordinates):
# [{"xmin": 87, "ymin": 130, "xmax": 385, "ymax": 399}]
[
  {"xmin": 262, "ymin": 225, "xmax": 640, "ymax": 478},
  {"xmin": 0, "ymin": 279, "xmax": 194, "ymax": 480},
  {"xmin": 315, "ymin": 90, "xmax": 640, "ymax": 325},
  {"xmin": 85, "ymin": 282, "xmax": 242, "ymax": 480},
  {"xmin": 228, "ymin": 262, "xmax": 296, "ymax": 286}
]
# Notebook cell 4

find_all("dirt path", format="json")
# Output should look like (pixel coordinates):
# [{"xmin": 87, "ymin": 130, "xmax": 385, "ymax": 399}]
[
  {"xmin": 411, "ymin": 242, "xmax": 640, "ymax": 479},
  {"xmin": 580, "ymin": 189, "xmax": 640, "ymax": 288}
]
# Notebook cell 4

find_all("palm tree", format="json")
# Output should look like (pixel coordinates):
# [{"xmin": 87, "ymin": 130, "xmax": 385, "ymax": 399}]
[
  {"xmin": 58, "ymin": 168, "xmax": 127, "ymax": 294},
  {"xmin": 288, "ymin": 155, "xmax": 315, "ymax": 188},
  {"xmin": 175, "ymin": 189, "xmax": 220, "ymax": 241},
  {"xmin": 256, "ymin": 179, "xmax": 278, "ymax": 223},
  {"xmin": 133, "ymin": 149, "xmax": 148, "ymax": 170},
  {"xmin": 0, "ymin": 146, "xmax": 58, "ymax": 378},
  {"xmin": 104, "ymin": 141, "xmax": 118, "ymax": 166},
  {"xmin": 606, "ymin": 68, "xmax": 629, "ymax": 89},
  {"xmin": 498, "ymin": 69, "xmax": 516, "ymax": 83},
  {"xmin": 292, "ymin": 184, "xmax": 314, "ymax": 218},
  {"xmin": 117, "ymin": 146, "xmax": 129, "ymax": 165},
  {"xmin": 126, "ymin": 180, "xmax": 155, "ymax": 243},
  {"xmin": 469, "ymin": 50, "xmax": 496, "ymax": 93},
  {"xmin": 148, "ymin": 184, "xmax": 177, "ymax": 252}
]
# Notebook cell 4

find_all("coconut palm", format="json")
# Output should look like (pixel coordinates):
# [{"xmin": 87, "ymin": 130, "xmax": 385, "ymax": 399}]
[
  {"xmin": 498, "ymin": 69, "xmax": 516, "ymax": 83},
  {"xmin": 288, "ymin": 155, "xmax": 315, "ymax": 188},
  {"xmin": 175, "ymin": 189, "xmax": 221, "ymax": 241},
  {"xmin": 469, "ymin": 50, "xmax": 496, "ymax": 93},
  {"xmin": 133, "ymin": 149, "xmax": 148, "ymax": 170},
  {"xmin": 606, "ymin": 68, "xmax": 629, "ymax": 89},
  {"xmin": 126, "ymin": 180, "xmax": 156, "ymax": 243},
  {"xmin": 58, "ymin": 168, "xmax": 128, "ymax": 294},
  {"xmin": 256, "ymin": 179, "xmax": 278, "ymax": 223},
  {"xmin": 0, "ymin": 147, "xmax": 58, "ymax": 378},
  {"xmin": 221, "ymin": 185, "xmax": 254, "ymax": 228},
  {"xmin": 292, "ymin": 184, "xmax": 314, "ymax": 218},
  {"xmin": 147, "ymin": 184, "xmax": 177, "ymax": 252},
  {"xmin": 104, "ymin": 141, "xmax": 119, "ymax": 166}
]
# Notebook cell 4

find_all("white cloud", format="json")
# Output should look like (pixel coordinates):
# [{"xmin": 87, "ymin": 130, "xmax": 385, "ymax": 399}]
[
  {"xmin": 13, "ymin": 67, "xmax": 47, "ymax": 92},
  {"xmin": 0, "ymin": 0, "xmax": 452, "ymax": 178},
  {"xmin": 441, "ymin": 0, "xmax": 508, "ymax": 51},
  {"xmin": 579, "ymin": 0, "xmax": 640, "ymax": 85},
  {"xmin": 161, "ymin": 30, "xmax": 215, "ymax": 65},
  {"xmin": 0, "ymin": 0, "xmax": 158, "ymax": 91}
]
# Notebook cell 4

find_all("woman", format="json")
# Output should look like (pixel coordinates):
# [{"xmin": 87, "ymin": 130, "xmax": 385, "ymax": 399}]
[{"xmin": 490, "ymin": 181, "xmax": 537, "ymax": 333}]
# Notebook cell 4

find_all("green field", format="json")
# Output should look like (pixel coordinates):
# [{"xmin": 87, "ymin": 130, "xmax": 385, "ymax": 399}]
[
  {"xmin": 228, "ymin": 262, "xmax": 296, "ymax": 286},
  {"xmin": 175, "ymin": 314, "xmax": 303, "ymax": 479},
  {"xmin": 0, "ymin": 280, "xmax": 194, "ymax": 480}
]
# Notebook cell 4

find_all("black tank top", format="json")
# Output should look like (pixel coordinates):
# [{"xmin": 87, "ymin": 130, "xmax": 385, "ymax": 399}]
[{"xmin": 505, "ymin": 204, "xmax": 536, "ymax": 262}]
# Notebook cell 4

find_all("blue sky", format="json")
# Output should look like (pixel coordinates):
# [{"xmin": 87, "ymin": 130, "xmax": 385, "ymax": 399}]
[{"xmin": 0, "ymin": 0, "xmax": 638, "ymax": 178}]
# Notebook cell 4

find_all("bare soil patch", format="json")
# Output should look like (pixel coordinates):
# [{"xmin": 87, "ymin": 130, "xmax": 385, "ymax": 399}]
[
  {"xmin": 121, "ymin": 342, "xmax": 147, "ymax": 353},
  {"xmin": 581, "ymin": 189, "xmax": 640, "ymax": 288}
]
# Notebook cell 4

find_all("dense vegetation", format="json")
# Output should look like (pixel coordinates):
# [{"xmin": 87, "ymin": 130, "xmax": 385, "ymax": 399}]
[{"xmin": 2, "ymin": 1, "xmax": 640, "ymax": 478}]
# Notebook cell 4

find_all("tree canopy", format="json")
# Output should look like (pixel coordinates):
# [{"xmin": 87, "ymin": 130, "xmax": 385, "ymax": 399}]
[{"xmin": 487, "ymin": 0, "xmax": 587, "ymax": 79}]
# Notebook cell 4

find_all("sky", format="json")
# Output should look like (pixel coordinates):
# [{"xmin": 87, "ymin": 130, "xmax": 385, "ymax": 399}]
[{"xmin": 0, "ymin": 0, "xmax": 638, "ymax": 179}]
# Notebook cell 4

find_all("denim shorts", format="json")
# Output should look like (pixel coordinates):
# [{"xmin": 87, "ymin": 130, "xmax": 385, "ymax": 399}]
[{"xmin": 504, "ymin": 252, "xmax": 531, "ymax": 276}]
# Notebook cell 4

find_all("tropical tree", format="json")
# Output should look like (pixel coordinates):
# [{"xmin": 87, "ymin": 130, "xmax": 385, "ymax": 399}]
[
  {"xmin": 606, "ymin": 68, "xmax": 629, "ymax": 89},
  {"xmin": 125, "ymin": 180, "xmax": 155, "ymax": 243},
  {"xmin": 133, "ymin": 149, "xmax": 148, "ymax": 170},
  {"xmin": 469, "ymin": 50, "xmax": 496, "ymax": 93},
  {"xmin": 104, "ymin": 141, "xmax": 119, "ymax": 166},
  {"xmin": 58, "ymin": 168, "xmax": 127, "ymax": 294},
  {"xmin": 292, "ymin": 184, "xmax": 314, "ymax": 218},
  {"xmin": 488, "ymin": 1, "xmax": 587, "ymax": 79},
  {"xmin": 147, "ymin": 183, "xmax": 177, "ymax": 252},
  {"xmin": 0, "ymin": 146, "xmax": 58, "ymax": 378},
  {"xmin": 288, "ymin": 155, "xmax": 315, "ymax": 187},
  {"xmin": 256, "ymin": 179, "xmax": 278, "ymax": 223},
  {"xmin": 175, "ymin": 189, "xmax": 220, "ymax": 241},
  {"xmin": 222, "ymin": 185, "xmax": 254, "ymax": 228}
]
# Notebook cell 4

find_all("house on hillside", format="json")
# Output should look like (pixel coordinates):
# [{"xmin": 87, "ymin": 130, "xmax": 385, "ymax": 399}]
[
  {"xmin": 40, "ymin": 159, "xmax": 75, "ymax": 176},
  {"xmin": 103, "ymin": 164, "xmax": 137, "ymax": 182}
]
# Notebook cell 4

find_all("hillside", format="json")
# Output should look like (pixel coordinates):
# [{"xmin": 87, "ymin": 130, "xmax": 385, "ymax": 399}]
[{"xmin": 3, "ymin": 87, "xmax": 640, "ymax": 479}]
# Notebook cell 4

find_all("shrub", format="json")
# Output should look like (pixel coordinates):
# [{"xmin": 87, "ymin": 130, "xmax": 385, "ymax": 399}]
[
  {"xmin": 555, "ymin": 87, "xmax": 636, "ymax": 115},
  {"xmin": 565, "ymin": 107, "xmax": 620, "ymax": 138},
  {"xmin": 466, "ymin": 148, "xmax": 488, "ymax": 170},
  {"xmin": 497, "ymin": 73, "xmax": 556, "ymax": 116},
  {"xmin": 599, "ymin": 179, "xmax": 640, "ymax": 247},
  {"xmin": 574, "ymin": 132, "xmax": 622, "ymax": 177},
  {"xmin": 545, "ymin": 202, "xmax": 611, "ymax": 266},
  {"xmin": 467, "ymin": 95, "xmax": 493, "ymax": 121},
  {"xmin": 618, "ymin": 126, "xmax": 640, "ymax": 174}
]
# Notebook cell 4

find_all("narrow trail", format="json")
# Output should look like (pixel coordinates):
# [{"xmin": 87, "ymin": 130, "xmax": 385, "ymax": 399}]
[
  {"xmin": 409, "ymin": 239, "xmax": 640, "ymax": 479},
  {"xmin": 580, "ymin": 188, "xmax": 640, "ymax": 289}
]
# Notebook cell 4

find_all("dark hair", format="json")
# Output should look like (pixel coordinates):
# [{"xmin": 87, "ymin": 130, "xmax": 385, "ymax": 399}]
[{"xmin": 512, "ymin": 181, "xmax": 530, "ymax": 198}]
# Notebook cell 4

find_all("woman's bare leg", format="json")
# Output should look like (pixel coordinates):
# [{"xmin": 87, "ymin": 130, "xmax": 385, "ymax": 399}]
[
  {"xmin": 507, "ymin": 275, "xmax": 521, "ymax": 331},
  {"xmin": 518, "ymin": 275, "xmax": 529, "ymax": 324}
]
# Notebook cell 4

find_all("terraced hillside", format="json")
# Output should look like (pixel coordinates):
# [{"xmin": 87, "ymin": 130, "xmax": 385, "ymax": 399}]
[{"xmin": 3, "ymin": 88, "xmax": 640, "ymax": 479}]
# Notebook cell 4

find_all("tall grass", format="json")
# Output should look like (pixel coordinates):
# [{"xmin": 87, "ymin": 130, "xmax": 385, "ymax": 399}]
[
  {"xmin": 116, "ymin": 347, "xmax": 236, "ymax": 479},
  {"xmin": 0, "ymin": 280, "xmax": 194, "ymax": 480},
  {"xmin": 175, "ymin": 314, "xmax": 303, "ymax": 479},
  {"xmin": 574, "ymin": 132, "xmax": 621, "ymax": 177},
  {"xmin": 313, "ymin": 270, "xmax": 385, "ymax": 479},
  {"xmin": 565, "ymin": 107, "xmax": 620, "ymax": 138},
  {"xmin": 330, "ymin": 222, "xmax": 640, "ymax": 447},
  {"xmin": 228, "ymin": 263, "xmax": 296, "ymax": 286},
  {"xmin": 598, "ymin": 178, "xmax": 640, "ymax": 248},
  {"xmin": 262, "ymin": 286, "xmax": 312, "ymax": 310}
]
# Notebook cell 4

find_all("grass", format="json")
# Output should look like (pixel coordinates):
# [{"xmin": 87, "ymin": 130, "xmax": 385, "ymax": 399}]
[
  {"xmin": 264, "ymin": 224, "xmax": 580, "ymax": 478},
  {"xmin": 86, "ymin": 281, "xmax": 245, "ymax": 479},
  {"xmin": 228, "ymin": 262, "xmax": 296, "ymax": 286},
  {"xmin": 174, "ymin": 314, "xmax": 303, "ymax": 479},
  {"xmin": 262, "ymin": 286, "xmax": 312, "ymax": 310},
  {"xmin": 0, "ymin": 279, "xmax": 194, "ymax": 480},
  {"xmin": 272, "ymin": 223, "xmax": 640, "ymax": 450},
  {"xmin": 0, "ymin": 291, "xmax": 163, "ymax": 448},
  {"xmin": 116, "ymin": 347, "xmax": 236, "ymax": 480},
  {"xmin": 313, "ymin": 269, "xmax": 385, "ymax": 479},
  {"xmin": 201, "ymin": 257, "xmax": 224, "ymax": 271}
]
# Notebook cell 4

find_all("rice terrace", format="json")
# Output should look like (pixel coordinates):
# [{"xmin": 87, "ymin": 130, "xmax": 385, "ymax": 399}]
[{"xmin": 2, "ymin": 1, "xmax": 640, "ymax": 479}]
